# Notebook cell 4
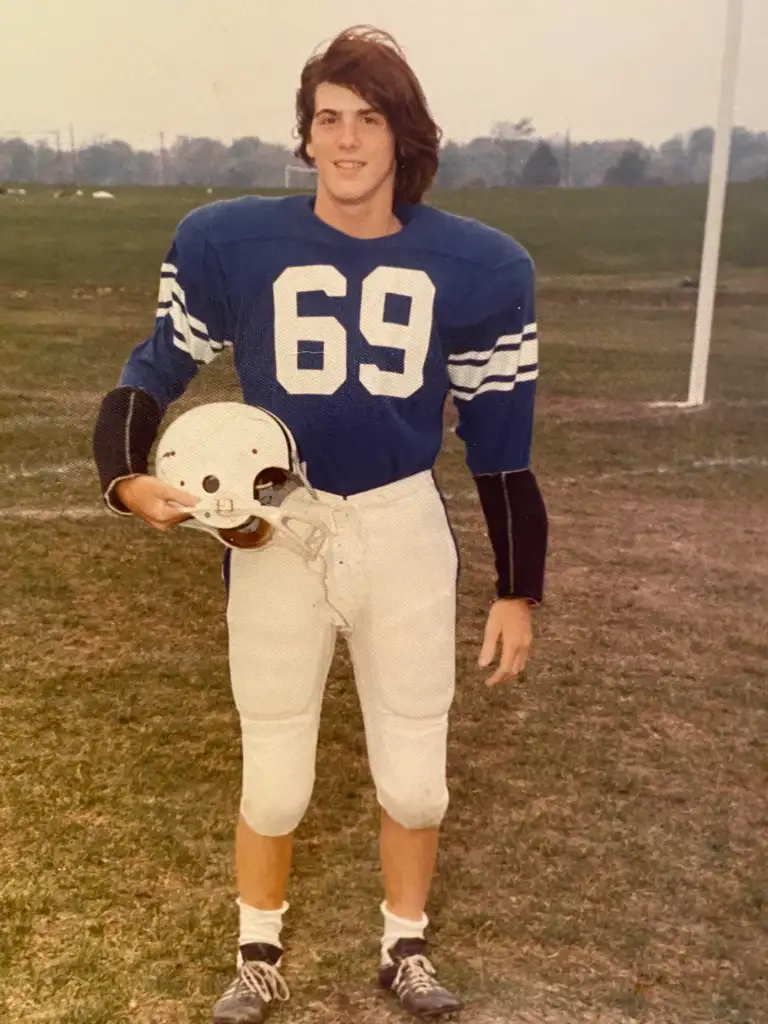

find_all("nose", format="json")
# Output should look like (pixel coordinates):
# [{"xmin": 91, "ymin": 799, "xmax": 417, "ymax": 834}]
[{"xmin": 338, "ymin": 117, "xmax": 360, "ymax": 150}]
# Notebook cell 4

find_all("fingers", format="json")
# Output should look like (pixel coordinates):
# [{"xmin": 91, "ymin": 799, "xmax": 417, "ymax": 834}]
[
  {"xmin": 477, "ymin": 632, "xmax": 498, "ymax": 669},
  {"xmin": 158, "ymin": 483, "xmax": 199, "ymax": 507},
  {"xmin": 509, "ymin": 644, "xmax": 531, "ymax": 677},
  {"xmin": 478, "ymin": 610, "xmax": 505, "ymax": 668},
  {"xmin": 154, "ymin": 511, "xmax": 194, "ymax": 530},
  {"xmin": 118, "ymin": 476, "xmax": 199, "ymax": 529},
  {"xmin": 140, "ymin": 498, "xmax": 195, "ymax": 531},
  {"xmin": 479, "ymin": 628, "xmax": 520, "ymax": 686},
  {"xmin": 148, "ymin": 481, "xmax": 198, "ymax": 528},
  {"xmin": 484, "ymin": 644, "xmax": 531, "ymax": 688},
  {"xmin": 153, "ymin": 486, "xmax": 199, "ymax": 529},
  {"xmin": 485, "ymin": 630, "xmax": 511, "ymax": 687}
]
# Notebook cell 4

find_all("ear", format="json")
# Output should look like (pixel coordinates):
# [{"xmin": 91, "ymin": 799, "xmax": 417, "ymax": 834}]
[{"xmin": 305, "ymin": 137, "xmax": 315, "ymax": 162}]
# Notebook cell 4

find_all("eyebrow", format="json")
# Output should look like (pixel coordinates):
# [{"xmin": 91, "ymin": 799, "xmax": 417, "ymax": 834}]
[{"xmin": 314, "ymin": 107, "xmax": 381, "ymax": 118}]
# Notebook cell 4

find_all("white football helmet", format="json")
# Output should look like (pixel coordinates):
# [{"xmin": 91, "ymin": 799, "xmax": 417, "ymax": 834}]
[{"xmin": 154, "ymin": 402, "xmax": 330, "ymax": 560}]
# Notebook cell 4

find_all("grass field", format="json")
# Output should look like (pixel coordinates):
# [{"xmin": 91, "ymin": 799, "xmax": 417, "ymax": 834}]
[{"xmin": 1, "ymin": 183, "xmax": 767, "ymax": 1024}]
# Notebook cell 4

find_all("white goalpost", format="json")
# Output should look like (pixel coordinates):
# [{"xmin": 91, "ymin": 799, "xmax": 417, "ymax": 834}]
[
  {"xmin": 654, "ymin": 0, "xmax": 745, "ymax": 409},
  {"xmin": 284, "ymin": 164, "xmax": 318, "ymax": 190}
]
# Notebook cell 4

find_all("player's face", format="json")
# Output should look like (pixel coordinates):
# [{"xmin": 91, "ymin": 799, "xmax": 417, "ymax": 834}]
[{"xmin": 306, "ymin": 82, "xmax": 396, "ymax": 208}]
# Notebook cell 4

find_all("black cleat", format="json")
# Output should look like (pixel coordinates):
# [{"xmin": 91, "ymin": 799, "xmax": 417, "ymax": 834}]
[
  {"xmin": 378, "ymin": 937, "xmax": 463, "ymax": 1018},
  {"xmin": 212, "ymin": 942, "xmax": 290, "ymax": 1024}
]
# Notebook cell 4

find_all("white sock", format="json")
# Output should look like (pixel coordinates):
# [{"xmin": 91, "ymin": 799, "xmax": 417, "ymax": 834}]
[
  {"xmin": 237, "ymin": 899, "xmax": 289, "ymax": 967},
  {"xmin": 380, "ymin": 900, "xmax": 428, "ymax": 966}
]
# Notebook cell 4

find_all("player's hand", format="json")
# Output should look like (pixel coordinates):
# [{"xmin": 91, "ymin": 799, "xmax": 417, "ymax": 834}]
[
  {"xmin": 113, "ymin": 475, "xmax": 198, "ymax": 531},
  {"xmin": 478, "ymin": 598, "xmax": 534, "ymax": 688}
]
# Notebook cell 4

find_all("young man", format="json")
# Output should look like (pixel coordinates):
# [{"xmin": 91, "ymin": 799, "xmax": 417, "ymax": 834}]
[{"xmin": 92, "ymin": 25, "xmax": 548, "ymax": 1024}]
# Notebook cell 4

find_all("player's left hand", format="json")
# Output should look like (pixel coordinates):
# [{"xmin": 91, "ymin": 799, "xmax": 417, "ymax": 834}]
[{"xmin": 478, "ymin": 598, "xmax": 534, "ymax": 688}]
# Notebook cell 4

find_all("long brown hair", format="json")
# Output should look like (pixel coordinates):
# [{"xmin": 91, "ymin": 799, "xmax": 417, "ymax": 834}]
[{"xmin": 294, "ymin": 25, "xmax": 442, "ymax": 204}]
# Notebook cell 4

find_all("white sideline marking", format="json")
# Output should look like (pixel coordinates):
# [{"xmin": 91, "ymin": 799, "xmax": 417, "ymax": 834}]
[
  {"xmin": 0, "ymin": 505, "xmax": 107, "ymax": 521},
  {"xmin": 556, "ymin": 455, "xmax": 768, "ymax": 485},
  {"xmin": 5, "ymin": 459, "xmax": 92, "ymax": 481},
  {"xmin": 0, "ymin": 413, "xmax": 78, "ymax": 431},
  {"xmin": 0, "ymin": 456, "xmax": 763, "ymax": 521}
]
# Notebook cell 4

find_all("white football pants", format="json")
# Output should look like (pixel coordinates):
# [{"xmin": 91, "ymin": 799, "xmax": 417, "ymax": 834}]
[{"xmin": 225, "ymin": 469, "xmax": 459, "ymax": 836}]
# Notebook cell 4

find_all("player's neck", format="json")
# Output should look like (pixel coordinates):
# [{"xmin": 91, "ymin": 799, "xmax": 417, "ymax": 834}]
[{"xmin": 312, "ymin": 187, "xmax": 402, "ymax": 240}]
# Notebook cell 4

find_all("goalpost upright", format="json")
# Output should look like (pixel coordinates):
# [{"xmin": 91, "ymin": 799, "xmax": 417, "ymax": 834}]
[{"xmin": 657, "ymin": 0, "xmax": 745, "ymax": 409}]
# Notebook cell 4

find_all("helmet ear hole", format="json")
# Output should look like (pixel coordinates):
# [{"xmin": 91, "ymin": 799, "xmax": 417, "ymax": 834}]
[{"xmin": 253, "ymin": 467, "xmax": 289, "ymax": 497}]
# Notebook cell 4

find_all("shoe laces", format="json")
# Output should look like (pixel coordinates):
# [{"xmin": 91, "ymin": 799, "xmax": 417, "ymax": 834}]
[
  {"xmin": 393, "ymin": 954, "xmax": 439, "ymax": 996},
  {"xmin": 228, "ymin": 959, "xmax": 290, "ymax": 1003}
]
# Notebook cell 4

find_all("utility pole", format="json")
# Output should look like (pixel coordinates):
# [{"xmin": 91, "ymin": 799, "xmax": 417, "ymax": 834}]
[
  {"xmin": 69, "ymin": 123, "xmax": 77, "ymax": 181},
  {"xmin": 563, "ymin": 129, "xmax": 571, "ymax": 188},
  {"xmin": 159, "ymin": 131, "xmax": 166, "ymax": 186},
  {"xmin": 55, "ymin": 129, "xmax": 62, "ymax": 183}
]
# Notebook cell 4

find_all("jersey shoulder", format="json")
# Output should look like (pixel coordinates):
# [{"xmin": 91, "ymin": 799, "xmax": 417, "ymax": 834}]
[
  {"xmin": 412, "ymin": 206, "xmax": 535, "ymax": 326},
  {"xmin": 174, "ymin": 194, "xmax": 306, "ymax": 248},
  {"xmin": 414, "ymin": 204, "xmax": 533, "ymax": 272}
]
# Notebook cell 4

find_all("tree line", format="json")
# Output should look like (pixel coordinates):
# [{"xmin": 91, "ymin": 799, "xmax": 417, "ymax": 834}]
[{"xmin": 1, "ymin": 121, "xmax": 767, "ymax": 190}]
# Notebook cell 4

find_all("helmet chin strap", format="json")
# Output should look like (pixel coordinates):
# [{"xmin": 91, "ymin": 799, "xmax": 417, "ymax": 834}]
[
  {"xmin": 170, "ymin": 497, "xmax": 333, "ymax": 561},
  {"xmin": 171, "ymin": 489, "xmax": 355, "ymax": 633}
]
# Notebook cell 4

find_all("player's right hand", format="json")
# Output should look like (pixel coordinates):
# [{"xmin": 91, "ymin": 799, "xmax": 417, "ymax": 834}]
[{"xmin": 113, "ymin": 474, "xmax": 198, "ymax": 531}]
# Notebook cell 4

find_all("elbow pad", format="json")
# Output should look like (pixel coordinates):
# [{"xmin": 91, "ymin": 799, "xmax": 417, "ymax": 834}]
[
  {"xmin": 92, "ymin": 386, "xmax": 163, "ymax": 511},
  {"xmin": 473, "ymin": 469, "xmax": 549, "ymax": 604}
]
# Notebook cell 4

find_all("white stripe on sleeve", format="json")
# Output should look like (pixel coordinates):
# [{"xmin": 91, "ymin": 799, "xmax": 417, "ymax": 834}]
[
  {"xmin": 156, "ymin": 263, "xmax": 232, "ymax": 364},
  {"xmin": 447, "ymin": 325, "xmax": 538, "ymax": 399}
]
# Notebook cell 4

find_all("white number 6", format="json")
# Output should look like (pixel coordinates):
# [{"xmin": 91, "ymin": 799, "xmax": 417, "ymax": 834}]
[{"xmin": 273, "ymin": 265, "xmax": 436, "ymax": 398}]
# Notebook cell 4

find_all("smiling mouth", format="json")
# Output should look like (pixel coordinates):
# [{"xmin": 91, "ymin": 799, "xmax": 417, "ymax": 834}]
[{"xmin": 334, "ymin": 161, "xmax": 366, "ymax": 170}]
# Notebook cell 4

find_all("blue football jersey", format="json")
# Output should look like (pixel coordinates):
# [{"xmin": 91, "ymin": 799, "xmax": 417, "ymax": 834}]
[{"xmin": 118, "ymin": 194, "xmax": 539, "ymax": 495}]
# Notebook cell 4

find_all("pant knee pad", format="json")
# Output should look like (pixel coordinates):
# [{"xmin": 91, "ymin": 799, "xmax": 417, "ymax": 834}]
[
  {"xmin": 240, "ymin": 793, "xmax": 311, "ymax": 837},
  {"xmin": 379, "ymin": 786, "xmax": 449, "ymax": 831}
]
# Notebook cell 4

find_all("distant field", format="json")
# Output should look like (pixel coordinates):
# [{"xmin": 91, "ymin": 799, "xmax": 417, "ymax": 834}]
[
  {"xmin": 1, "ymin": 185, "xmax": 766, "ymax": 1024},
  {"xmin": 2, "ymin": 181, "xmax": 768, "ymax": 293}
]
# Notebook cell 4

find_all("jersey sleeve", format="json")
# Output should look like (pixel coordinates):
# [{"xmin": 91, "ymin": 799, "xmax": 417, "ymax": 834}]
[
  {"xmin": 443, "ymin": 256, "xmax": 538, "ymax": 476},
  {"xmin": 117, "ymin": 210, "xmax": 233, "ymax": 412}
]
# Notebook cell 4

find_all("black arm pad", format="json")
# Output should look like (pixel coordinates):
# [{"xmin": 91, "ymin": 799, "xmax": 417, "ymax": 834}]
[
  {"xmin": 473, "ymin": 469, "xmax": 549, "ymax": 604},
  {"xmin": 92, "ymin": 386, "xmax": 163, "ymax": 507}
]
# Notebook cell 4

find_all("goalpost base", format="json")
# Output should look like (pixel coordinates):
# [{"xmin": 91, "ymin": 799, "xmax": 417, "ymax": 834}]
[{"xmin": 646, "ymin": 400, "xmax": 707, "ymax": 410}]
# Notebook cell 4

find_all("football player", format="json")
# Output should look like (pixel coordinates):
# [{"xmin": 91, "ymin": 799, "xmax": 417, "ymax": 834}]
[{"xmin": 92, "ymin": 24, "xmax": 548, "ymax": 1023}]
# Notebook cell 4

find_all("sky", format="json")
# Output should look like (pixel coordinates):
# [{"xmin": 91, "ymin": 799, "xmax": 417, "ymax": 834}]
[{"xmin": 1, "ymin": 0, "xmax": 765, "ymax": 153}]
